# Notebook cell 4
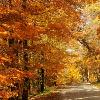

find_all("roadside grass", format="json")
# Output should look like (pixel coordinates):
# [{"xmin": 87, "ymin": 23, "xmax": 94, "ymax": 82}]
[
  {"xmin": 29, "ymin": 86, "xmax": 59, "ymax": 100},
  {"xmin": 92, "ymin": 82, "xmax": 100, "ymax": 88},
  {"xmin": 37, "ymin": 86, "xmax": 56, "ymax": 95}
]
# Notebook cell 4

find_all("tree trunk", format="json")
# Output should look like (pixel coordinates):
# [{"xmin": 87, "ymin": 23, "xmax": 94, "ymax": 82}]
[
  {"xmin": 8, "ymin": 38, "xmax": 14, "ymax": 47},
  {"xmin": 22, "ymin": 77, "xmax": 30, "ymax": 100},
  {"xmin": 8, "ymin": 38, "xmax": 22, "ymax": 99},
  {"xmin": 38, "ymin": 68, "xmax": 44, "ymax": 92},
  {"xmin": 22, "ymin": 40, "xmax": 30, "ymax": 100},
  {"xmin": 84, "ymin": 68, "xmax": 89, "ymax": 82}
]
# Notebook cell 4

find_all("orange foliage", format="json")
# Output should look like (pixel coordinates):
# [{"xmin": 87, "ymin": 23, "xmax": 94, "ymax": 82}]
[
  {"xmin": 47, "ymin": 22, "xmax": 71, "ymax": 42},
  {"xmin": 0, "ymin": 56, "xmax": 11, "ymax": 63},
  {"xmin": 0, "ymin": 68, "xmax": 25, "ymax": 83},
  {"xmin": 0, "ymin": 91, "xmax": 18, "ymax": 99},
  {"xmin": 1, "ymin": 0, "xmax": 97, "ymax": 96},
  {"xmin": 12, "ymin": 23, "xmax": 45, "ymax": 39}
]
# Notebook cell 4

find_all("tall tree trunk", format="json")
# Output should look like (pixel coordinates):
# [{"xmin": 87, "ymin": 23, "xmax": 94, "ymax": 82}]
[
  {"xmin": 8, "ymin": 38, "xmax": 21, "ymax": 99},
  {"xmin": 22, "ymin": 77, "xmax": 30, "ymax": 100},
  {"xmin": 38, "ymin": 50, "xmax": 45, "ymax": 92},
  {"xmin": 22, "ymin": 40, "xmax": 30, "ymax": 100}
]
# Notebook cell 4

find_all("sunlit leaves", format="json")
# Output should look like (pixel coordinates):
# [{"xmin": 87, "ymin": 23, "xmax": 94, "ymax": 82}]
[{"xmin": 57, "ymin": 65, "xmax": 82, "ymax": 85}]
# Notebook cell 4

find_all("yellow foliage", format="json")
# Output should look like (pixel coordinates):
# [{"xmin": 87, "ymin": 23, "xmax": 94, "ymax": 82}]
[
  {"xmin": 57, "ymin": 66, "xmax": 82, "ymax": 85},
  {"xmin": 65, "ymin": 66, "xmax": 82, "ymax": 84},
  {"xmin": 89, "ymin": 74, "xmax": 97, "ymax": 83}
]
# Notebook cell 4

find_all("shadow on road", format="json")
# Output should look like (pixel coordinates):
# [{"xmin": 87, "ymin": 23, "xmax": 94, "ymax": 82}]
[{"xmin": 31, "ymin": 83, "xmax": 100, "ymax": 100}]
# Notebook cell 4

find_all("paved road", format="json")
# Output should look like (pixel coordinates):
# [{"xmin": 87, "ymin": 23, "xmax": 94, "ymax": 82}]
[{"xmin": 33, "ymin": 83, "xmax": 100, "ymax": 100}]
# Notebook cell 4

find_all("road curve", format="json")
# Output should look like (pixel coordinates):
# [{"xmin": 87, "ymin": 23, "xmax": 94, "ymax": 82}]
[{"xmin": 32, "ymin": 83, "xmax": 100, "ymax": 100}]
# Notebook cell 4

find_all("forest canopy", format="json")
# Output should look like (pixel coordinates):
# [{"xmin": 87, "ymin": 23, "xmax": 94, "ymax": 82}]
[{"xmin": 0, "ymin": 0, "xmax": 100, "ymax": 99}]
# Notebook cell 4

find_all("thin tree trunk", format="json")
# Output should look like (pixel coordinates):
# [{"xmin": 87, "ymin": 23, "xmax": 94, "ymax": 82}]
[
  {"xmin": 22, "ymin": 77, "xmax": 30, "ymax": 100},
  {"xmin": 38, "ymin": 50, "xmax": 45, "ymax": 93},
  {"xmin": 38, "ymin": 68, "xmax": 44, "ymax": 92},
  {"xmin": 85, "ymin": 68, "xmax": 89, "ymax": 82}
]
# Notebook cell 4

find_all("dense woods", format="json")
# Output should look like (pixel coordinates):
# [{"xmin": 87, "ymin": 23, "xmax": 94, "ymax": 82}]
[{"xmin": 0, "ymin": 0, "xmax": 100, "ymax": 99}]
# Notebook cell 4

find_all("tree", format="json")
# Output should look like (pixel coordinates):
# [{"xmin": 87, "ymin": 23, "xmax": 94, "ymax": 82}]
[
  {"xmin": 72, "ymin": 0, "xmax": 100, "ymax": 82},
  {"xmin": 1, "ymin": 0, "xmax": 99, "ymax": 99}
]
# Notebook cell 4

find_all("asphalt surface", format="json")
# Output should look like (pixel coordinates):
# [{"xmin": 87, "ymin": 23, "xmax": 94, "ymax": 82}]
[{"xmin": 33, "ymin": 83, "xmax": 100, "ymax": 100}]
